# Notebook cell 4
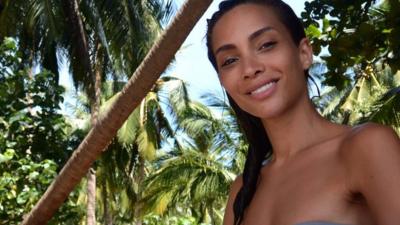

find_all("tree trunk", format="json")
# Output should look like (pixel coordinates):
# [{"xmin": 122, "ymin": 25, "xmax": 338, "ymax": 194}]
[
  {"xmin": 0, "ymin": 0, "xmax": 4, "ymax": 14},
  {"xmin": 21, "ymin": 1, "xmax": 212, "ymax": 224},
  {"xmin": 86, "ymin": 168, "xmax": 96, "ymax": 225},
  {"xmin": 208, "ymin": 202, "xmax": 216, "ymax": 225},
  {"xmin": 102, "ymin": 180, "xmax": 113, "ymax": 225},
  {"xmin": 134, "ymin": 156, "xmax": 145, "ymax": 225},
  {"xmin": 86, "ymin": 41, "xmax": 103, "ymax": 225},
  {"xmin": 61, "ymin": 0, "xmax": 93, "ymax": 82},
  {"xmin": 62, "ymin": 2, "xmax": 98, "ymax": 222}
]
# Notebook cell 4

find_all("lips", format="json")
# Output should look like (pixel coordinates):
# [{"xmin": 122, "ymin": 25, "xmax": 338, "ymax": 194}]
[{"xmin": 246, "ymin": 78, "xmax": 280, "ymax": 96}]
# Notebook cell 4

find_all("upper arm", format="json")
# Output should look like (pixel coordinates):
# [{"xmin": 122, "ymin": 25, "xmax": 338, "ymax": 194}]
[
  {"xmin": 223, "ymin": 175, "xmax": 243, "ymax": 225},
  {"xmin": 343, "ymin": 123, "xmax": 400, "ymax": 224}
]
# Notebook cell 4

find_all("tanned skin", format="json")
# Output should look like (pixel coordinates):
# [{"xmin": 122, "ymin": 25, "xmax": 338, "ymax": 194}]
[{"xmin": 211, "ymin": 4, "xmax": 400, "ymax": 225}]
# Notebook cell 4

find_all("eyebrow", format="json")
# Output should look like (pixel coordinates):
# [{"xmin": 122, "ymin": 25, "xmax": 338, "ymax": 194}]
[{"xmin": 214, "ymin": 26, "xmax": 274, "ymax": 56}]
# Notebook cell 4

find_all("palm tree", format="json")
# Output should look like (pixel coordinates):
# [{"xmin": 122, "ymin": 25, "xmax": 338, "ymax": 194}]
[
  {"xmin": 309, "ymin": 0, "xmax": 400, "ymax": 133},
  {"xmin": 1, "ymin": 0, "xmax": 177, "ymax": 223},
  {"xmin": 142, "ymin": 147, "xmax": 235, "ymax": 225},
  {"xmin": 140, "ymin": 94, "xmax": 245, "ymax": 225},
  {"xmin": 21, "ymin": 1, "xmax": 213, "ymax": 223},
  {"xmin": 314, "ymin": 63, "xmax": 400, "ymax": 133},
  {"xmin": 93, "ymin": 76, "xmax": 189, "ymax": 224},
  {"xmin": 0, "ymin": 0, "xmax": 173, "ymax": 83},
  {"xmin": 0, "ymin": 0, "xmax": 65, "ymax": 77},
  {"xmin": 66, "ymin": 75, "xmax": 204, "ymax": 224}
]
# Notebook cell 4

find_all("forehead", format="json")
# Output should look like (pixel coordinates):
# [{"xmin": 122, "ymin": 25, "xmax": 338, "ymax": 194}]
[{"xmin": 211, "ymin": 4, "xmax": 289, "ymax": 49}]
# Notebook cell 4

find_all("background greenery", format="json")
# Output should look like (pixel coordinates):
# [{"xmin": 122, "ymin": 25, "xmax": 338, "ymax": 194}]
[{"xmin": 0, "ymin": 0, "xmax": 399, "ymax": 224}]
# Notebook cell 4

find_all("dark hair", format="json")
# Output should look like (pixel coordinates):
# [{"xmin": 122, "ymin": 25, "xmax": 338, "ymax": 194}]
[{"xmin": 206, "ymin": 1, "xmax": 307, "ymax": 224}]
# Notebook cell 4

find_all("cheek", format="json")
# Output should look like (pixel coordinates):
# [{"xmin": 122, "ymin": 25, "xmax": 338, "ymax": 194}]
[
  {"xmin": 270, "ymin": 49, "xmax": 307, "ymax": 88},
  {"xmin": 219, "ymin": 77, "xmax": 230, "ymax": 92},
  {"xmin": 219, "ymin": 72, "xmax": 239, "ymax": 93},
  {"xmin": 219, "ymin": 78, "xmax": 244, "ymax": 106}
]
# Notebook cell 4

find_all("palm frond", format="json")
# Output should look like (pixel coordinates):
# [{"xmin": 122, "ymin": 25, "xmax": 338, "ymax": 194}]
[{"xmin": 359, "ymin": 86, "xmax": 400, "ymax": 131}]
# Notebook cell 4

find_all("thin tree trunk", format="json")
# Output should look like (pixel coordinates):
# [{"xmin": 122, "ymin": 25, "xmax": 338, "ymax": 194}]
[
  {"xmin": 61, "ymin": 0, "xmax": 93, "ymax": 81},
  {"xmin": 86, "ymin": 41, "xmax": 103, "ymax": 225},
  {"xmin": 26, "ymin": 50, "xmax": 34, "ymax": 115},
  {"xmin": 102, "ymin": 180, "xmax": 113, "ymax": 225},
  {"xmin": 208, "ymin": 202, "xmax": 215, "ymax": 225},
  {"xmin": 21, "ymin": 1, "xmax": 212, "ymax": 224},
  {"xmin": 134, "ymin": 156, "xmax": 145, "ymax": 225},
  {"xmin": 62, "ymin": 2, "xmax": 99, "ymax": 223},
  {"xmin": 0, "ymin": 1, "xmax": 4, "ymax": 14},
  {"xmin": 86, "ymin": 168, "xmax": 96, "ymax": 225}
]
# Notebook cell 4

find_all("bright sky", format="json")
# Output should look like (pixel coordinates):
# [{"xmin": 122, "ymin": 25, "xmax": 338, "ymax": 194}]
[
  {"xmin": 59, "ymin": 0, "xmax": 308, "ymax": 112},
  {"xmin": 166, "ymin": 0, "xmax": 308, "ymax": 100}
]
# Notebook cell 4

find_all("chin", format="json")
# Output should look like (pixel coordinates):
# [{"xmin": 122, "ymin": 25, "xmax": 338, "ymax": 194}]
[
  {"xmin": 253, "ymin": 109, "xmax": 283, "ymax": 120},
  {"xmin": 242, "ymin": 104, "xmax": 285, "ymax": 120}
]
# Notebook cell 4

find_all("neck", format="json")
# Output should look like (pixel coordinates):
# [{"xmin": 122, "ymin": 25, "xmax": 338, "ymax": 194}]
[{"xmin": 261, "ymin": 96, "xmax": 344, "ymax": 164}]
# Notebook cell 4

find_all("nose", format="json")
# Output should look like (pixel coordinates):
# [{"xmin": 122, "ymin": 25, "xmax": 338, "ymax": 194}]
[{"xmin": 242, "ymin": 55, "xmax": 264, "ymax": 79}]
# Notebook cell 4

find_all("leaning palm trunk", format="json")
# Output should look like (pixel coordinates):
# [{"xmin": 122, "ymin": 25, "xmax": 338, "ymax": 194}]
[{"xmin": 21, "ymin": 1, "xmax": 212, "ymax": 224}]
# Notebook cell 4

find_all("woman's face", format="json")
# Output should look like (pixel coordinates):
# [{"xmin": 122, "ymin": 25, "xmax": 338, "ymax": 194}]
[{"xmin": 211, "ymin": 4, "xmax": 312, "ymax": 119}]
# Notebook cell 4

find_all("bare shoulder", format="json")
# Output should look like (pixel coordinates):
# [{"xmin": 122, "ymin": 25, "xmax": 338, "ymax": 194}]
[
  {"xmin": 340, "ymin": 122, "xmax": 400, "ymax": 159},
  {"xmin": 339, "ymin": 122, "xmax": 400, "ymax": 174},
  {"xmin": 339, "ymin": 123, "xmax": 400, "ymax": 223},
  {"xmin": 223, "ymin": 174, "xmax": 243, "ymax": 225}
]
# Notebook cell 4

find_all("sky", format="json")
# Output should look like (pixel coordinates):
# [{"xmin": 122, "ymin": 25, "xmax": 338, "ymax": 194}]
[{"xmin": 59, "ymin": 0, "xmax": 308, "ymax": 112}]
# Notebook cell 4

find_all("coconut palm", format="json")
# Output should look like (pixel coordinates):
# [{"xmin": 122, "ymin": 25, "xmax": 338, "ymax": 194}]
[
  {"xmin": 355, "ymin": 67, "xmax": 400, "ymax": 133},
  {"xmin": 13, "ymin": 1, "xmax": 212, "ymax": 225},
  {"xmin": 64, "ymin": 76, "xmax": 192, "ymax": 224},
  {"xmin": 21, "ymin": 1, "xmax": 213, "ymax": 223},
  {"xmin": 142, "ymin": 147, "xmax": 235, "ymax": 225},
  {"xmin": 0, "ymin": 0, "xmax": 65, "ymax": 77},
  {"xmin": 1, "ymin": 1, "xmax": 98, "ymax": 223},
  {"xmin": 140, "ymin": 94, "xmax": 245, "ymax": 225},
  {"xmin": 0, "ymin": 0, "xmax": 173, "ymax": 83},
  {"xmin": 1, "ymin": 0, "xmax": 177, "ymax": 223},
  {"xmin": 314, "ymin": 63, "xmax": 400, "ymax": 133},
  {"xmin": 96, "ymin": 76, "xmax": 190, "ymax": 224},
  {"xmin": 309, "ymin": 0, "xmax": 400, "ymax": 132}
]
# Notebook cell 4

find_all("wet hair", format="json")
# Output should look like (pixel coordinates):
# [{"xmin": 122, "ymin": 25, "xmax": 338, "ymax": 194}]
[{"xmin": 206, "ymin": 1, "xmax": 307, "ymax": 224}]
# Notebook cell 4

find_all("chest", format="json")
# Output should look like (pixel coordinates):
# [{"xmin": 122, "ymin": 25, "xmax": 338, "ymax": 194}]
[{"xmin": 242, "ymin": 152, "xmax": 351, "ymax": 225}]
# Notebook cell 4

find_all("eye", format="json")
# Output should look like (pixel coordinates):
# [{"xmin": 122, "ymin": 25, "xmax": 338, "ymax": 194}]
[
  {"xmin": 220, "ymin": 57, "xmax": 238, "ymax": 67},
  {"xmin": 259, "ymin": 41, "xmax": 277, "ymax": 51}
]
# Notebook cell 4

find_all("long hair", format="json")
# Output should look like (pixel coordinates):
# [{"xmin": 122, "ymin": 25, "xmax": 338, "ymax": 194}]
[{"xmin": 206, "ymin": 1, "xmax": 307, "ymax": 224}]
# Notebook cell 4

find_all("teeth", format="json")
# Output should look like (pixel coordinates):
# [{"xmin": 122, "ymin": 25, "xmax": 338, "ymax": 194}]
[{"xmin": 251, "ymin": 81, "xmax": 276, "ymax": 95}]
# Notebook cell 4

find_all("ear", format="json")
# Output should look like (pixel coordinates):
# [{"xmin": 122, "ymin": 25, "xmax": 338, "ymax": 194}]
[{"xmin": 298, "ymin": 38, "xmax": 313, "ymax": 70}]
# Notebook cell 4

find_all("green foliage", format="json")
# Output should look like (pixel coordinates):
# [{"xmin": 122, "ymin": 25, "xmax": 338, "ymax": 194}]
[
  {"xmin": 0, "ymin": 37, "xmax": 84, "ymax": 224},
  {"xmin": 87, "ymin": 78, "xmax": 244, "ymax": 224},
  {"xmin": 0, "ymin": 149, "xmax": 85, "ymax": 225},
  {"xmin": 143, "ymin": 213, "xmax": 205, "ymax": 225},
  {"xmin": 0, "ymin": 37, "xmax": 73, "ymax": 164},
  {"xmin": 302, "ymin": 0, "xmax": 400, "ymax": 89},
  {"xmin": 0, "ymin": 149, "xmax": 55, "ymax": 224},
  {"xmin": 304, "ymin": 0, "xmax": 400, "ymax": 134},
  {"xmin": 138, "ymin": 93, "xmax": 245, "ymax": 225},
  {"xmin": 314, "ymin": 63, "xmax": 400, "ymax": 134}
]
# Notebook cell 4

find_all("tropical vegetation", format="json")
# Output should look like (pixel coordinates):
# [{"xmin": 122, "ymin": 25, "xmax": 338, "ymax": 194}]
[
  {"xmin": 0, "ymin": 0, "xmax": 399, "ymax": 224},
  {"xmin": 303, "ymin": 0, "xmax": 400, "ymax": 133}
]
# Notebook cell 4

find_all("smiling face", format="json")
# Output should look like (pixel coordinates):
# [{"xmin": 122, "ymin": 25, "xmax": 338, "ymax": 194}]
[{"xmin": 211, "ymin": 3, "xmax": 313, "ymax": 119}]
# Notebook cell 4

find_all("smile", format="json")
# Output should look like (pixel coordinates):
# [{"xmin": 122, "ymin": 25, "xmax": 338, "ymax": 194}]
[
  {"xmin": 251, "ymin": 81, "xmax": 275, "ymax": 95},
  {"xmin": 249, "ymin": 79, "xmax": 279, "ymax": 96}
]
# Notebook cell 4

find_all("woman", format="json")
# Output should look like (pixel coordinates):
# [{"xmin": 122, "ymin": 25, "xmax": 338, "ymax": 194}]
[{"xmin": 205, "ymin": 0, "xmax": 400, "ymax": 225}]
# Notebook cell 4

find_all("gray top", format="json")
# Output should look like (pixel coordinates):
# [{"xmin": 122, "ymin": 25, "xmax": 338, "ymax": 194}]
[{"xmin": 295, "ymin": 221, "xmax": 351, "ymax": 225}]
